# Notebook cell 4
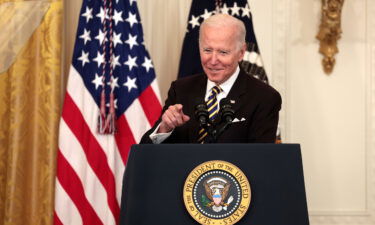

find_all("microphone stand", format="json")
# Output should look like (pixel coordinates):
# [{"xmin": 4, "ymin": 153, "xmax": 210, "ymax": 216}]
[
  {"xmin": 215, "ymin": 120, "xmax": 232, "ymax": 141},
  {"xmin": 204, "ymin": 119, "xmax": 232, "ymax": 143},
  {"xmin": 205, "ymin": 125, "xmax": 217, "ymax": 143}
]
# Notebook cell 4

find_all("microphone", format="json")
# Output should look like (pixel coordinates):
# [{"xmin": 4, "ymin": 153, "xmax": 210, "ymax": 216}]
[
  {"xmin": 195, "ymin": 102, "xmax": 209, "ymax": 127},
  {"xmin": 219, "ymin": 98, "xmax": 235, "ymax": 123}
]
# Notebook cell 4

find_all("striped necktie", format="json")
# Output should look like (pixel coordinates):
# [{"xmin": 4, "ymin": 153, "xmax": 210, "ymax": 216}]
[{"xmin": 198, "ymin": 86, "xmax": 222, "ymax": 143}]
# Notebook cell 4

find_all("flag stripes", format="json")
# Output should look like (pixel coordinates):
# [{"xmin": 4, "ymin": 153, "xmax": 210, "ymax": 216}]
[
  {"xmin": 139, "ymin": 85, "xmax": 162, "ymax": 125},
  {"xmin": 124, "ymin": 99, "xmax": 151, "ymax": 143},
  {"xmin": 61, "ymin": 94, "xmax": 120, "ymax": 219},
  {"xmin": 66, "ymin": 68, "xmax": 126, "ymax": 192},
  {"xmin": 56, "ymin": 151, "xmax": 104, "ymax": 225},
  {"xmin": 55, "ymin": 181, "xmax": 83, "ymax": 225},
  {"xmin": 54, "ymin": 212, "xmax": 65, "ymax": 225},
  {"xmin": 59, "ymin": 120, "xmax": 115, "ymax": 224},
  {"xmin": 114, "ymin": 115, "xmax": 136, "ymax": 163},
  {"xmin": 56, "ymin": 67, "xmax": 161, "ymax": 223},
  {"xmin": 56, "ymin": 74, "xmax": 161, "ymax": 224}
]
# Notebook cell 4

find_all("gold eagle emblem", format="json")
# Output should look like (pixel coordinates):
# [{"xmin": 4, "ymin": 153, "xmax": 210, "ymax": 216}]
[{"xmin": 203, "ymin": 177, "xmax": 233, "ymax": 212}]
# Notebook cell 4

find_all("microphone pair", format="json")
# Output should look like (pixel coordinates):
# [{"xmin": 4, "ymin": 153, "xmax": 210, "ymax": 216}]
[{"xmin": 194, "ymin": 98, "xmax": 235, "ymax": 126}]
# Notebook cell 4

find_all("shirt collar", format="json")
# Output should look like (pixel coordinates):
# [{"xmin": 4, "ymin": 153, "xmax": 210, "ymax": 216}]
[{"xmin": 206, "ymin": 66, "xmax": 240, "ymax": 96}]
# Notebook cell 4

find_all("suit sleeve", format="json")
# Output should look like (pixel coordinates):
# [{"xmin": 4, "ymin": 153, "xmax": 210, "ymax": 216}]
[
  {"xmin": 139, "ymin": 81, "xmax": 177, "ymax": 144},
  {"xmin": 248, "ymin": 90, "xmax": 282, "ymax": 143}
]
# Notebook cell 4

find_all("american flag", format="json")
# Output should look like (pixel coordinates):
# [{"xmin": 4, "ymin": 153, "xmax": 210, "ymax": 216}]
[{"xmin": 54, "ymin": 0, "xmax": 161, "ymax": 224}]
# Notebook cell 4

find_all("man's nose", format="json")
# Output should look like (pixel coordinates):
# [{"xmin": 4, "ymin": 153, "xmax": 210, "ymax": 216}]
[{"xmin": 209, "ymin": 52, "xmax": 218, "ymax": 64}]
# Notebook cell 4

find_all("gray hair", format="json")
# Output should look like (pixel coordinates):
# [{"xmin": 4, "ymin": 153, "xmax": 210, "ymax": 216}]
[{"xmin": 199, "ymin": 14, "xmax": 246, "ymax": 50}]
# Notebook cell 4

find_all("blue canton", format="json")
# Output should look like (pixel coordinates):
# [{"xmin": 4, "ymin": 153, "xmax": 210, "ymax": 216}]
[{"xmin": 72, "ymin": 0, "xmax": 156, "ymax": 117}]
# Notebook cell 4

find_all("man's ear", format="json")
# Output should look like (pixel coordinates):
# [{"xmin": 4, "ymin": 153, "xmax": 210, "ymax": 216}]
[{"xmin": 239, "ymin": 43, "xmax": 247, "ymax": 61}]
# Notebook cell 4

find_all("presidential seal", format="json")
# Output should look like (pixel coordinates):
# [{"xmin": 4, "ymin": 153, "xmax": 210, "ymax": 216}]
[{"xmin": 183, "ymin": 160, "xmax": 251, "ymax": 225}]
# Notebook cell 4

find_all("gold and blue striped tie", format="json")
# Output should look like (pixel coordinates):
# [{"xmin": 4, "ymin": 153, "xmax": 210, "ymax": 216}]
[{"xmin": 198, "ymin": 86, "xmax": 222, "ymax": 143}]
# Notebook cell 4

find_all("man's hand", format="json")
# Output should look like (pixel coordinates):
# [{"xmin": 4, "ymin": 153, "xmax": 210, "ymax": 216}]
[{"xmin": 158, "ymin": 104, "xmax": 190, "ymax": 133}]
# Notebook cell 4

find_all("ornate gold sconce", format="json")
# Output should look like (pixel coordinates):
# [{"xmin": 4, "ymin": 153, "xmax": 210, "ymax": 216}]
[{"xmin": 316, "ymin": 0, "xmax": 344, "ymax": 74}]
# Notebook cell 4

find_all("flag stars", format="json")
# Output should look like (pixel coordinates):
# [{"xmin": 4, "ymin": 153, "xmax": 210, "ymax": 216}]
[
  {"xmin": 93, "ymin": 51, "xmax": 105, "ymax": 67},
  {"xmin": 113, "ymin": 10, "xmax": 124, "ymax": 25},
  {"xmin": 95, "ymin": 29, "xmax": 107, "ymax": 45},
  {"xmin": 196, "ymin": 4, "xmax": 251, "ymax": 21},
  {"xmin": 81, "ymin": 7, "xmax": 93, "ymax": 23},
  {"xmin": 123, "ymin": 76, "xmax": 137, "ymax": 92},
  {"xmin": 124, "ymin": 55, "xmax": 138, "ymax": 71},
  {"xmin": 107, "ymin": 77, "xmax": 120, "ymax": 90},
  {"xmin": 78, "ymin": 50, "xmax": 90, "ymax": 66},
  {"xmin": 125, "ymin": 34, "xmax": 138, "ymax": 49},
  {"xmin": 111, "ymin": 54, "xmax": 121, "ymax": 70},
  {"xmin": 125, "ymin": 12, "xmax": 138, "ymax": 28},
  {"xmin": 221, "ymin": 4, "xmax": 230, "ymax": 15},
  {"xmin": 106, "ymin": 99, "xmax": 118, "ymax": 109},
  {"xmin": 96, "ymin": 7, "xmax": 109, "ymax": 23},
  {"xmin": 242, "ymin": 4, "xmax": 251, "ymax": 18},
  {"xmin": 112, "ymin": 32, "xmax": 122, "ymax": 47},
  {"xmin": 79, "ymin": 29, "xmax": 91, "ymax": 45},
  {"xmin": 231, "ymin": 3, "xmax": 241, "ymax": 16},
  {"xmin": 92, "ymin": 73, "xmax": 103, "ymax": 90},
  {"xmin": 142, "ymin": 56, "xmax": 153, "ymax": 72},
  {"xmin": 201, "ymin": 9, "xmax": 212, "ymax": 20},
  {"xmin": 189, "ymin": 15, "xmax": 200, "ymax": 29}
]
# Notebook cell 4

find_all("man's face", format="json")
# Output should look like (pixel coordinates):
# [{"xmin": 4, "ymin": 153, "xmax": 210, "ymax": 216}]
[{"xmin": 199, "ymin": 25, "xmax": 246, "ymax": 85}]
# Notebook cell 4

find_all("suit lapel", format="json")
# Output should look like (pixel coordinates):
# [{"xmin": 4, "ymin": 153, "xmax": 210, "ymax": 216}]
[
  {"xmin": 190, "ymin": 75, "xmax": 207, "ymax": 104},
  {"xmin": 226, "ymin": 70, "xmax": 248, "ymax": 112}
]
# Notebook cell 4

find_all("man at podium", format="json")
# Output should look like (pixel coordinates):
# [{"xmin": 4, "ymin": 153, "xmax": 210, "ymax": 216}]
[{"xmin": 141, "ymin": 14, "xmax": 281, "ymax": 144}]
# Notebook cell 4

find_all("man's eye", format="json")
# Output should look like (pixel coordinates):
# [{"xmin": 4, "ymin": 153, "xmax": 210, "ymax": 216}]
[
  {"xmin": 203, "ymin": 48, "xmax": 212, "ymax": 53},
  {"xmin": 219, "ymin": 50, "xmax": 229, "ymax": 55}
]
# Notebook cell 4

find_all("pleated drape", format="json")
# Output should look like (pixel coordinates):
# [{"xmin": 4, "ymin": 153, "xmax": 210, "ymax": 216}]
[{"xmin": 0, "ymin": 0, "xmax": 62, "ymax": 224}]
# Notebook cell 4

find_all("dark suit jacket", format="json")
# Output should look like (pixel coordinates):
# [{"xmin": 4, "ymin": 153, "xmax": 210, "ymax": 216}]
[{"xmin": 140, "ymin": 69, "xmax": 282, "ymax": 143}]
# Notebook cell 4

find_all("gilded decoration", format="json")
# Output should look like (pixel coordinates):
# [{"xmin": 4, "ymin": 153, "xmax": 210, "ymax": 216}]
[{"xmin": 316, "ymin": 0, "xmax": 344, "ymax": 74}]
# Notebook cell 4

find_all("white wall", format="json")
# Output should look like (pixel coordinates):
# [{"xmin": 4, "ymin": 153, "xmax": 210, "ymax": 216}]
[
  {"xmin": 64, "ymin": 0, "xmax": 375, "ymax": 224},
  {"xmin": 289, "ymin": 0, "xmax": 367, "ymax": 214}
]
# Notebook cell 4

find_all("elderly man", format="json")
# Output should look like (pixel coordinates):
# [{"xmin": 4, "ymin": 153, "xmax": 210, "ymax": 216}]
[{"xmin": 140, "ymin": 14, "xmax": 281, "ymax": 143}]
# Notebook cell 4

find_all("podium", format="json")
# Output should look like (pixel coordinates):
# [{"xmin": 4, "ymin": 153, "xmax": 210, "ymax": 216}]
[{"xmin": 119, "ymin": 144, "xmax": 309, "ymax": 225}]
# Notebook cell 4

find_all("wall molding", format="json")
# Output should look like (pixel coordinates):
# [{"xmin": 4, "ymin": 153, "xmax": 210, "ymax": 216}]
[
  {"xmin": 271, "ymin": 0, "xmax": 375, "ymax": 224},
  {"xmin": 271, "ymin": 0, "xmax": 288, "ymax": 141}
]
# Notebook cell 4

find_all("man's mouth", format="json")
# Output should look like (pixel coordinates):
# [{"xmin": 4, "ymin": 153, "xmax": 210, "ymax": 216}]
[{"xmin": 208, "ymin": 68, "xmax": 223, "ymax": 72}]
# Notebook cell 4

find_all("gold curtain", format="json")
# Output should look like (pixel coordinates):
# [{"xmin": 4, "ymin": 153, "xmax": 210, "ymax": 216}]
[{"xmin": 0, "ymin": 0, "xmax": 62, "ymax": 224}]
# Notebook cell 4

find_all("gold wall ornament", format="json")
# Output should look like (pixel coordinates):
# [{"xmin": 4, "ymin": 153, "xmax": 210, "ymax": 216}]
[{"xmin": 316, "ymin": 0, "xmax": 345, "ymax": 74}]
